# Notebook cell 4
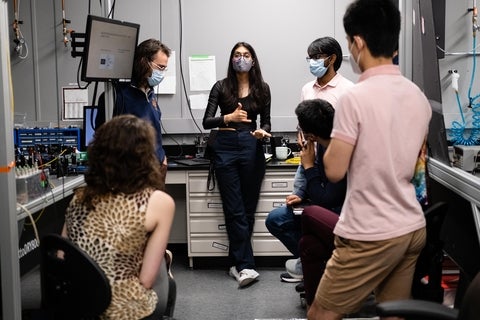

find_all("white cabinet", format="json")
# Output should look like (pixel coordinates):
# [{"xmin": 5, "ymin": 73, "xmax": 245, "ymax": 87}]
[{"xmin": 186, "ymin": 169, "xmax": 295, "ymax": 267}]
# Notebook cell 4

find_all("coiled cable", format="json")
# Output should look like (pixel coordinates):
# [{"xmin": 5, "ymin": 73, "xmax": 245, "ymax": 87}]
[{"xmin": 450, "ymin": 32, "xmax": 480, "ymax": 145}]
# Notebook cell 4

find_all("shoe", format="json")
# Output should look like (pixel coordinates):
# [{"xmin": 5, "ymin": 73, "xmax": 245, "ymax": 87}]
[
  {"xmin": 237, "ymin": 268, "xmax": 259, "ymax": 287},
  {"xmin": 295, "ymin": 281, "xmax": 305, "ymax": 293},
  {"xmin": 229, "ymin": 266, "xmax": 240, "ymax": 280},
  {"xmin": 280, "ymin": 272, "xmax": 303, "ymax": 283},
  {"xmin": 165, "ymin": 249, "xmax": 174, "ymax": 279},
  {"xmin": 285, "ymin": 258, "xmax": 303, "ymax": 280}
]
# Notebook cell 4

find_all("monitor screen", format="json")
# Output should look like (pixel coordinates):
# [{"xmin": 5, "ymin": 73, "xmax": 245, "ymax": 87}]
[
  {"xmin": 81, "ymin": 15, "xmax": 140, "ymax": 82},
  {"xmin": 82, "ymin": 105, "xmax": 105, "ymax": 151}
]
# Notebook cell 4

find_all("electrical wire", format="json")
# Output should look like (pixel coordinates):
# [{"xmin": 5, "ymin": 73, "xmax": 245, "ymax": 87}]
[
  {"xmin": 107, "ymin": 0, "xmax": 116, "ymax": 19},
  {"xmin": 76, "ymin": 57, "xmax": 91, "ymax": 90},
  {"xmin": 16, "ymin": 202, "xmax": 41, "ymax": 245},
  {"xmin": 12, "ymin": 0, "xmax": 29, "ymax": 59},
  {"xmin": 177, "ymin": 0, "xmax": 206, "ymax": 137},
  {"xmin": 156, "ymin": 0, "xmax": 204, "ymax": 159},
  {"xmin": 450, "ymin": 10, "xmax": 480, "ymax": 146}
]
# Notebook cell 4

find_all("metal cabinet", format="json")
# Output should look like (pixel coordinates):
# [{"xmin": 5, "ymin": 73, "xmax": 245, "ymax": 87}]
[{"xmin": 186, "ymin": 169, "xmax": 295, "ymax": 267}]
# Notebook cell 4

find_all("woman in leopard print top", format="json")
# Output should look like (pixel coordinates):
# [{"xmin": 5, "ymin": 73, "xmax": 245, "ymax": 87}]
[{"xmin": 62, "ymin": 115, "xmax": 175, "ymax": 320}]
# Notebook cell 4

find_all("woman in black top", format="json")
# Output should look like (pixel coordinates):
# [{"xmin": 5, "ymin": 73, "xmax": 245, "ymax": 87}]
[{"xmin": 202, "ymin": 42, "xmax": 271, "ymax": 287}]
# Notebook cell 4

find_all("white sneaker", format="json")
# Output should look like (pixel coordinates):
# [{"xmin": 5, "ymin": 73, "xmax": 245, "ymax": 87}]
[
  {"xmin": 285, "ymin": 258, "xmax": 303, "ymax": 280},
  {"xmin": 229, "ymin": 266, "xmax": 240, "ymax": 280},
  {"xmin": 237, "ymin": 268, "xmax": 259, "ymax": 287}
]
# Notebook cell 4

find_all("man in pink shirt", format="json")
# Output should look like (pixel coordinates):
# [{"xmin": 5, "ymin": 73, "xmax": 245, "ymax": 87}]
[
  {"xmin": 301, "ymin": 37, "xmax": 355, "ymax": 104},
  {"xmin": 308, "ymin": 1, "xmax": 432, "ymax": 319},
  {"xmin": 266, "ymin": 37, "xmax": 353, "ymax": 288}
]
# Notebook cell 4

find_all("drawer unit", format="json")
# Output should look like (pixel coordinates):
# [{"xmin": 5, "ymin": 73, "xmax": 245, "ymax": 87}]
[{"xmin": 186, "ymin": 169, "xmax": 295, "ymax": 267}]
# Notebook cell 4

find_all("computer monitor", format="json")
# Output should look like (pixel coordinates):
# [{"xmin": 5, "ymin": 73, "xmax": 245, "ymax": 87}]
[
  {"xmin": 81, "ymin": 15, "xmax": 140, "ymax": 82},
  {"xmin": 82, "ymin": 105, "xmax": 105, "ymax": 151}
]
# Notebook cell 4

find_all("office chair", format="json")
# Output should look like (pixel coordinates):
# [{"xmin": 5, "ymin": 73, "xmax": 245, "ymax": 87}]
[
  {"xmin": 40, "ymin": 233, "xmax": 112, "ymax": 319},
  {"xmin": 376, "ymin": 270, "xmax": 480, "ymax": 320},
  {"xmin": 24, "ymin": 234, "xmax": 177, "ymax": 320}
]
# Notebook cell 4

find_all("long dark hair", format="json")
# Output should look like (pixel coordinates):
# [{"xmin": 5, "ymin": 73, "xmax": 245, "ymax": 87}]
[
  {"xmin": 78, "ymin": 115, "xmax": 165, "ymax": 209},
  {"xmin": 222, "ymin": 42, "xmax": 269, "ymax": 112},
  {"xmin": 131, "ymin": 38, "xmax": 171, "ymax": 88}
]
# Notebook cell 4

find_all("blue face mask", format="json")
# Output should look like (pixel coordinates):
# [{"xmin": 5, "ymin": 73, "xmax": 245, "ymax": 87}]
[
  {"xmin": 148, "ymin": 69, "xmax": 165, "ymax": 87},
  {"xmin": 309, "ymin": 58, "xmax": 329, "ymax": 78},
  {"xmin": 232, "ymin": 57, "xmax": 253, "ymax": 73}
]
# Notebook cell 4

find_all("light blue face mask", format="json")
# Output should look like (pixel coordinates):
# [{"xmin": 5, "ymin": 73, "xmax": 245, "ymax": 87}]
[
  {"xmin": 309, "ymin": 58, "xmax": 329, "ymax": 79},
  {"xmin": 148, "ymin": 69, "xmax": 165, "ymax": 87}
]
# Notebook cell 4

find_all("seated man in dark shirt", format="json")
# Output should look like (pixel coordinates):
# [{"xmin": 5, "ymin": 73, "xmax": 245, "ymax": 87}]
[{"xmin": 265, "ymin": 99, "xmax": 347, "ymax": 285}]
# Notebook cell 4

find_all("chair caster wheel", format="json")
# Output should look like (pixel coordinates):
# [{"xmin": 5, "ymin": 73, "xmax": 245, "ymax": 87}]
[{"xmin": 300, "ymin": 292, "xmax": 307, "ymax": 309}]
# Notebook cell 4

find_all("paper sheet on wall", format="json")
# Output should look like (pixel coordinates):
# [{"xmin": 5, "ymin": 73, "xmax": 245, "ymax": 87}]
[
  {"xmin": 154, "ymin": 50, "xmax": 176, "ymax": 94},
  {"xmin": 189, "ymin": 93, "xmax": 209, "ymax": 110},
  {"xmin": 63, "ymin": 87, "xmax": 89, "ymax": 119},
  {"xmin": 189, "ymin": 55, "xmax": 216, "ymax": 91}
]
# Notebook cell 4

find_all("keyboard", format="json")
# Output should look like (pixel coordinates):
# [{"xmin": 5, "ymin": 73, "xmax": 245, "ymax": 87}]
[{"xmin": 173, "ymin": 158, "xmax": 210, "ymax": 166}]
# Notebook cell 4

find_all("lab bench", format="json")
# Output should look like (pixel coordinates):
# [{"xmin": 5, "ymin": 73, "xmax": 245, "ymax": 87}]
[
  {"xmin": 16, "ymin": 161, "xmax": 298, "ymax": 272},
  {"xmin": 427, "ymin": 157, "xmax": 480, "ymax": 307}
]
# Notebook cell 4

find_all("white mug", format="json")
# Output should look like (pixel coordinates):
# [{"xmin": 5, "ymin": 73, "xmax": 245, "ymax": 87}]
[{"xmin": 275, "ymin": 146, "xmax": 292, "ymax": 160}]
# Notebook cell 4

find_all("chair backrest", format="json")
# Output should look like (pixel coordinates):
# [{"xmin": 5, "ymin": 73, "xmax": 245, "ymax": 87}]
[
  {"xmin": 458, "ymin": 271, "xmax": 480, "ymax": 320},
  {"xmin": 40, "ymin": 233, "xmax": 112, "ymax": 319}
]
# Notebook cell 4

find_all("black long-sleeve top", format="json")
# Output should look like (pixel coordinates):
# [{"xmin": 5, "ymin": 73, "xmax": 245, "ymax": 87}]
[{"xmin": 202, "ymin": 79, "xmax": 271, "ymax": 132}]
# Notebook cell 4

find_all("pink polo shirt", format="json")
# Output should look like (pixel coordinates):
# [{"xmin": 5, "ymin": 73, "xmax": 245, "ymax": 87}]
[
  {"xmin": 331, "ymin": 64, "xmax": 432, "ymax": 241},
  {"xmin": 300, "ymin": 73, "xmax": 354, "ymax": 106}
]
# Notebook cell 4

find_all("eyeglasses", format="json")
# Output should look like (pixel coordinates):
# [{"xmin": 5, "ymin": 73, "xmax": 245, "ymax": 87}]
[
  {"xmin": 233, "ymin": 52, "xmax": 252, "ymax": 60},
  {"xmin": 150, "ymin": 61, "xmax": 168, "ymax": 71},
  {"xmin": 305, "ymin": 54, "xmax": 330, "ymax": 62}
]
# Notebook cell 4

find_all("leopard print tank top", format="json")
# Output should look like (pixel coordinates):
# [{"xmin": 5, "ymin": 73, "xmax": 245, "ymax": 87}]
[{"xmin": 65, "ymin": 188, "xmax": 158, "ymax": 320}]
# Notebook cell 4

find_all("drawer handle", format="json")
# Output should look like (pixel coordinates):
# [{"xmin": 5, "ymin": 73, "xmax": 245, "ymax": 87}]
[
  {"xmin": 271, "ymin": 182, "xmax": 288, "ymax": 188},
  {"xmin": 218, "ymin": 224, "xmax": 226, "ymax": 231},
  {"xmin": 212, "ymin": 241, "xmax": 228, "ymax": 251},
  {"xmin": 207, "ymin": 202, "xmax": 223, "ymax": 208}
]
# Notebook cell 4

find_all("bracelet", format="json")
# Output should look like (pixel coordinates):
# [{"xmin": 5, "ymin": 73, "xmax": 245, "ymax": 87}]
[{"xmin": 224, "ymin": 114, "xmax": 230, "ymax": 126}]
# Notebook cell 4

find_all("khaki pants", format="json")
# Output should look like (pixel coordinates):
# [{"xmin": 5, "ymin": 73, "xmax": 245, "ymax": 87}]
[{"xmin": 313, "ymin": 227, "xmax": 426, "ymax": 315}]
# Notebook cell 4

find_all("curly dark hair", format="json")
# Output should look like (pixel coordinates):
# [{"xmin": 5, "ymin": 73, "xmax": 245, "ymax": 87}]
[
  {"xmin": 131, "ymin": 38, "xmax": 171, "ymax": 88},
  {"xmin": 295, "ymin": 99, "xmax": 335, "ymax": 140},
  {"xmin": 78, "ymin": 115, "xmax": 165, "ymax": 208},
  {"xmin": 222, "ymin": 41, "xmax": 270, "ymax": 112}
]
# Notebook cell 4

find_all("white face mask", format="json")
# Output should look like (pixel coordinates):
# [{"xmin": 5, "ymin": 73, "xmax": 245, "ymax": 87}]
[{"xmin": 348, "ymin": 42, "xmax": 362, "ymax": 74}]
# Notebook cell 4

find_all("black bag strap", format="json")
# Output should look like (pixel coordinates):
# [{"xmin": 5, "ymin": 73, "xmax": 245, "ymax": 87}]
[{"xmin": 207, "ymin": 161, "xmax": 216, "ymax": 191}]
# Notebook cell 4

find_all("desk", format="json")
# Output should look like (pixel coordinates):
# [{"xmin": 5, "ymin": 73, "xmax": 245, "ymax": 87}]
[
  {"xmin": 16, "ymin": 175, "xmax": 85, "ymax": 221},
  {"xmin": 16, "ymin": 175, "xmax": 85, "ymax": 275},
  {"xmin": 16, "ymin": 162, "xmax": 297, "ymax": 271}
]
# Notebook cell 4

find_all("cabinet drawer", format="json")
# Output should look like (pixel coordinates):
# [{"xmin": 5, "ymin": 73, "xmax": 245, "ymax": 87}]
[
  {"xmin": 189, "ymin": 196, "xmax": 223, "ymax": 213},
  {"xmin": 189, "ymin": 236, "xmax": 290, "ymax": 255},
  {"xmin": 188, "ymin": 172, "xmax": 219, "ymax": 193},
  {"xmin": 189, "ymin": 194, "xmax": 288, "ymax": 213},
  {"xmin": 188, "ymin": 170, "xmax": 295, "ymax": 193},
  {"xmin": 189, "ymin": 216, "xmax": 270, "ymax": 234},
  {"xmin": 261, "ymin": 172, "xmax": 295, "ymax": 192},
  {"xmin": 252, "ymin": 235, "xmax": 290, "ymax": 254},
  {"xmin": 256, "ymin": 195, "xmax": 289, "ymax": 212},
  {"xmin": 190, "ymin": 237, "xmax": 229, "ymax": 254},
  {"xmin": 190, "ymin": 218, "xmax": 227, "ymax": 233}
]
